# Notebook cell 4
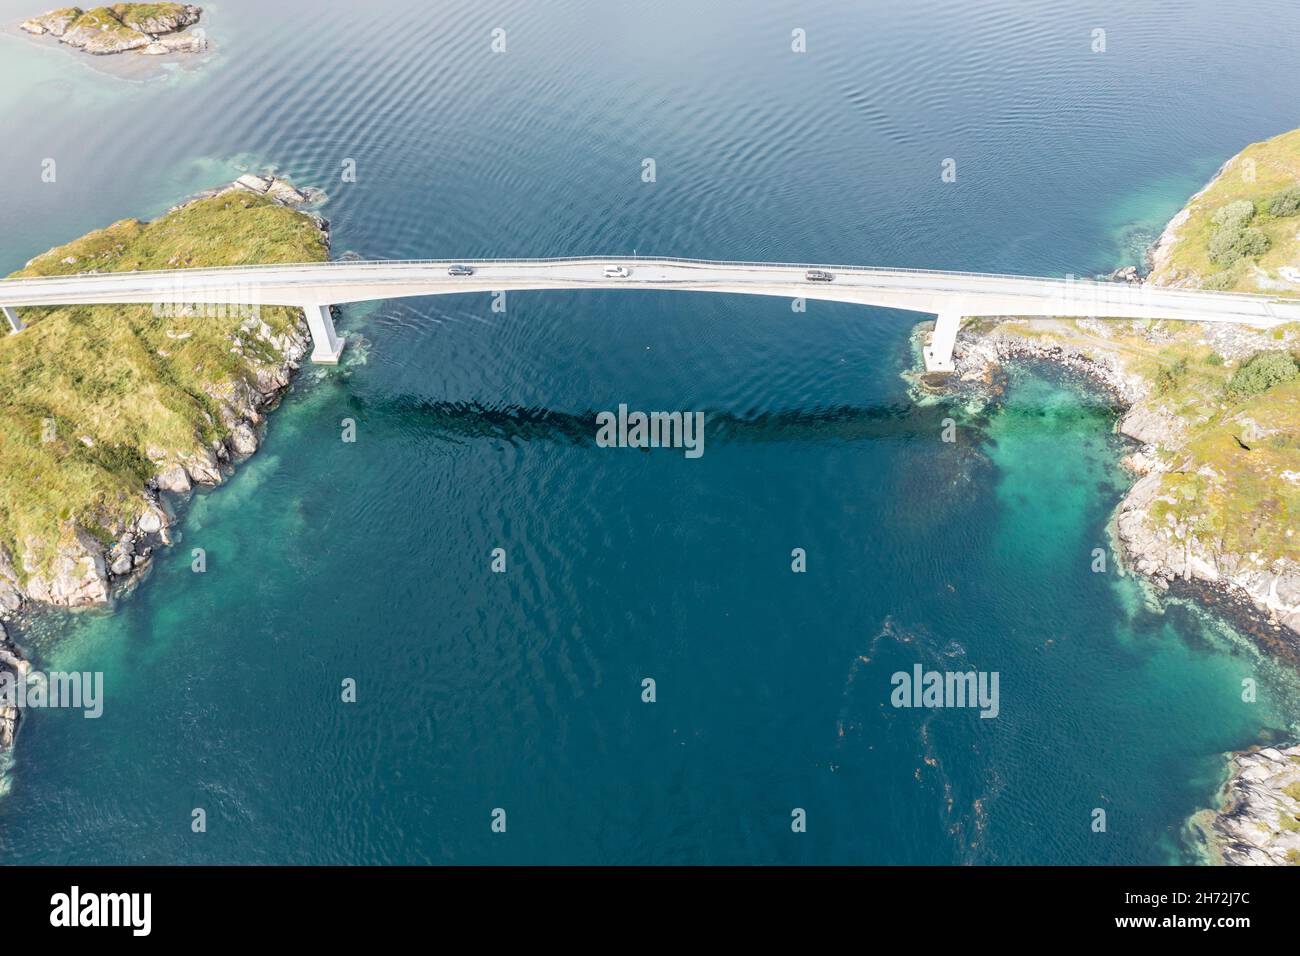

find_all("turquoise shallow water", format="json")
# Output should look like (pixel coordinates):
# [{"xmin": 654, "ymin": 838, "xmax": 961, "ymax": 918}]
[{"xmin": 0, "ymin": 0, "xmax": 1298, "ymax": 864}]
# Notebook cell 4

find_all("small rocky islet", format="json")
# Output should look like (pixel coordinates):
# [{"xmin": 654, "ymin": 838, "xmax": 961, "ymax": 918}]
[{"xmin": 20, "ymin": 4, "xmax": 207, "ymax": 56}]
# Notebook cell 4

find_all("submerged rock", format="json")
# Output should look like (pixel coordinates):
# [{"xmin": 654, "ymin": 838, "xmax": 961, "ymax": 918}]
[{"xmin": 0, "ymin": 622, "xmax": 28, "ymax": 755}]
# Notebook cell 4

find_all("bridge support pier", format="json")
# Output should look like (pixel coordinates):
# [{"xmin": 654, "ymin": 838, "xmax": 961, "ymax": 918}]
[
  {"xmin": 303, "ymin": 303, "xmax": 344, "ymax": 364},
  {"xmin": 2, "ymin": 305, "xmax": 23, "ymax": 334},
  {"xmin": 922, "ymin": 310, "xmax": 961, "ymax": 374}
]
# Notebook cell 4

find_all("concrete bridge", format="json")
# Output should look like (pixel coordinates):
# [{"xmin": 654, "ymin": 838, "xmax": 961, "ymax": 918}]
[{"xmin": 2, "ymin": 256, "xmax": 1298, "ymax": 372}]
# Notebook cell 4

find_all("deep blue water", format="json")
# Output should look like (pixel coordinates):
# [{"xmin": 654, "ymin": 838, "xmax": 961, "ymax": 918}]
[{"xmin": 0, "ymin": 0, "xmax": 1298, "ymax": 864}]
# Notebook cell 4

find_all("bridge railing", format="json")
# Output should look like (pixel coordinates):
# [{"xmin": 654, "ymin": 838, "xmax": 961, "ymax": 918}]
[
  {"xmin": 1, "ymin": 255, "xmax": 1298, "ymax": 306},
  {"xmin": 0, "ymin": 254, "xmax": 1090, "ymax": 284}
]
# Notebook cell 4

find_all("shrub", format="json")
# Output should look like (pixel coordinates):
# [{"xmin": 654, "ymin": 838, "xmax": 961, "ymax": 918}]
[
  {"xmin": 1208, "ymin": 224, "xmax": 1270, "ymax": 265},
  {"xmin": 1202, "ymin": 269, "xmax": 1236, "ymax": 290},
  {"xmin": 1204, "ymin": 351, "xmax": 1225, "ymax": 366},
  {"xmin": 1268, "ymin": 185, "xmax": 1300, "ymax": 217},
  {"xmin": 1226, "ymin": 349, "xmax": 1299, "ymax": 399},
  {"xmin": 1211, "ymin": 199, "xmax": 1256, "ymax": 230},
  {"xmin": 1155, "ymin": 356, "xmax": 1189, "ymax": 395}
]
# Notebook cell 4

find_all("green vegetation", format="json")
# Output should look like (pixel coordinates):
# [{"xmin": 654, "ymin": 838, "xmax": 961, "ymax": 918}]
[
  {"xmin": 1210, "ymin": 200, "xmax": 1256, "ymax": 230},
  {"xmin": 1138, "ymin": 338, "xmax": 1300, "ymax": 561},
  {"xmin": 1206, "ymin": 198, "xmax": 1270, "ymax": 267},
  {"xmin": 0, "ymin": 190, "xmax": 326, "ymax": 579},
  {"xmin": 1154, "ymin": 355, "xmax": 1189, "ymax": 395},
  {"xmin": 1226, "ymin": 349, "xmax": 1300, "ymax": 399},
  {"xmin": 1148, "ymin": 127, "xmax": 1300, "ymax": 293},
  {"xmin": 1207, "ymin": 222, "xmax": 1269, "ymax": 267},
  {"xmin": 65, "ymin": 5, "xmax": 147, "ymax": 43},
  {"xmin": 1201, "ymin": 270, "xmax": 1238, "ymax": 290},
  {"xmin": 1269, "ymin": 185, "xmax": 1300, "ymax": 217},
  {"xmin": 113, "ymin": 3, "xmax": 188, "ymax": 17}
]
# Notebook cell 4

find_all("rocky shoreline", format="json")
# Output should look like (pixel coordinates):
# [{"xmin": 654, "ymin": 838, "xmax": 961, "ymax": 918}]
[
  {"xmin": 1192, "ymin": 744, "xmax": 1300, "ymax": 865},
  {"xmin": 0, "ymin": 173, "xmax": 330, "ymax": 773},
  {"xmin": 20, "ymin": 5, "xmax": 207, "ymax": 57},
  {"xmin": 928, "ymin": 319, "xmax": 1300, "ymax": 866},
  {"xmin": 932, "ymin": 314, "xmax": 1300, "ymax": 652}
]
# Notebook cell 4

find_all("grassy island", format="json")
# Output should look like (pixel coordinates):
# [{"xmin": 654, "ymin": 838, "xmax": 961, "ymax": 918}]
[{"xmin": 0, "ymin": 185, "xmax": 327, "ymax": 606}]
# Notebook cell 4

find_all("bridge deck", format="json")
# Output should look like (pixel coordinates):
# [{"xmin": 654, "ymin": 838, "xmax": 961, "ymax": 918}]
[{"xmin": 3, "ymin": 257, "xmax": 1297, "ymax": 369}]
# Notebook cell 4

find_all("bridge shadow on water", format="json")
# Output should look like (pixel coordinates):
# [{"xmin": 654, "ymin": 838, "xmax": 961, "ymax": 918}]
[
  {"xmin": 339, "ymin": 392, "xmax": 1013, "ymax": 534},
  {"xmin": 344, "ymin": 392, "xmax": 984, "ymax": 447}
]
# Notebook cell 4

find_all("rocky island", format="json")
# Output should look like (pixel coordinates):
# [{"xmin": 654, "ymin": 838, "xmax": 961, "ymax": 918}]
[
  {"xmin": 20, "ymin": 4, "xmax": 206, "ymax": 56},
  {"xmin": 920, "ymin": 127, "xmax": 1300, "ymax": 864},
  {"xmin": 0, "ymin": 173, "xmax": 330, "ymax": 771}
]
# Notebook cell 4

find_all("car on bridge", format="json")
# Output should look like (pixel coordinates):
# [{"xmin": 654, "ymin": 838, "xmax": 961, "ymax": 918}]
[
  {"xmin": 447, "ymin": 265, "xmax": 475, "ymax": 276},
  {"xmin": 805, "ymin": 269, "xmax": 835, "ymax": 282},
  {"xmin": 604, "ymin": 265, "xmax": 631, "ymax": 278}
]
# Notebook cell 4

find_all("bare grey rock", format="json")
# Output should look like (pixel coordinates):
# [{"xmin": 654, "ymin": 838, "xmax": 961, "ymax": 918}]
[
  {"xmin": 227, "ymin": 422, "xmax": 259, "ymax": 458},
  {"xmin": 1197, "ymin": 744, "xmax": 1300, "ymax": 865},
  {"xmin": 181, "ymin": 447, "xmax": 222, "ymax": 485},
  {"xmin": 1119, "ymin": 402, "xmax": 1183, "ymax": 446},
  {"xmin": 108, "ymin": 534, "xmax": 135, "ymax": 576},
  {"xmin": 265, "ymin": 179, "xmax": 307, "ymax": 206},
  {"xmin": 155, "ymin": 464, "xmax": 192, "ymax": 495},
  {"xmin": 136, "ymin": 506, "xmax": 165, "ymax": 536},
  {"xmin": 20, "ymin": 8, "xmax": 79, "ymax": 36},
  {"xmin": 23, "ymin": 527, "xmax": 109, "ymax": 607},
  {"xmin": 0, "ymin": 546, "xmax": 23, "ymax": 613},
  {"xmin": 140, "ymin": 34, "xmax": 207, "ymax": 55},
  {"xmin": 234, "ymin": 173, "xmax": 272, "ymax": 194}
]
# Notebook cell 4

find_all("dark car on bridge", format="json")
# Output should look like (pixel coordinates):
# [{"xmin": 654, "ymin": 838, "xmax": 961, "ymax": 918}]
[{"xmin": 804, "ymin": 269, "xmax": 834, "ymax": 282}]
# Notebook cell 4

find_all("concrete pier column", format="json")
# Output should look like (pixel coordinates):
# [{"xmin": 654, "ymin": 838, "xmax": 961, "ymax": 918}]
[
  {"xmin": 303, "ymin": 303, "xmax": 344, "ymax": 364},
  {"xmin": 922, "ymin": 309, "xmax": 961, "ymax": 373},
  {"xmin": 2, "ymin": 305, "xmax": 24, "ymax": 333}
]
